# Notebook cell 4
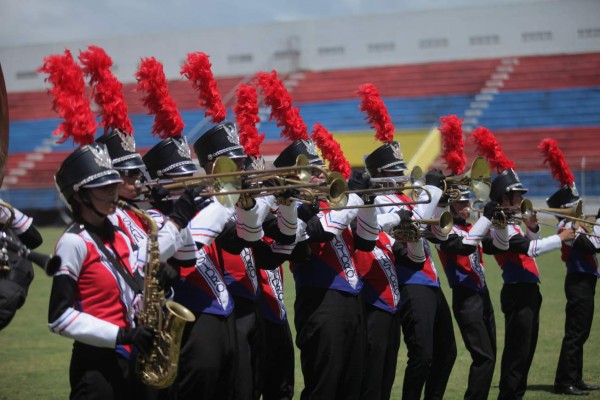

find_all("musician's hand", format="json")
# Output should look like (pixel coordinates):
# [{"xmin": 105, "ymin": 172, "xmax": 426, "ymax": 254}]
[
  {"xmin": 425, "ymin": 169, "xmax": 445, "ymax": 189},
  {"xmin": 348, "ymin": 170, "xmax": 371, "ymax": 191},
  {"xmin": 169, "ymin": 188, "xmax": 202, "ymax": 228},
  {"xmin": 396, "ymin": 209, "xmax": 414, "ymax": 223},
  {"xmin": 483, "ymin": 201, "xmax": 498, "ymax": 220},
  {"xmin": 157, "ymin": 262, "xmax": 179, "ymax": 291},
  {"xmin": 150, "ymin": 185, "xmax": 170, "ymax": 203},
  {"xmin": 559, "ymin": 227, "xmax": 576, "ymax": 242},
  {"xmin": 298, "ymin": 200, "xmax": 320, "ymax": 222},
  {"xmin": 117, "ymin": 326, "xmax": 155, "ymax": 356},
  {"xmin": 237, "ymin": 193, "xmax": 256, "ymax": 210}
]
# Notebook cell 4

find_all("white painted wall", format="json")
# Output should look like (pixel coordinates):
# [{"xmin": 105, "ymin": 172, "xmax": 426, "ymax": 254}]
[{"xmin": 1, "ymin": 0, "xmax": 599, "ymax": 92}]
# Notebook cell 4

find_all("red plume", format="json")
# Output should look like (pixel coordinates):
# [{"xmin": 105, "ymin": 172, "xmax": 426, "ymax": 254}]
[
  {"xmin": 180, "ymin": 52, "xmax": 226, "ymax": 123},
  {"xmin": 357, "ymin": 83, "xmax": 395, "ymax": 143},
  {"xmin": 79, "ymin": 45, "xmax": 133, "ymax": 135},
  {"xmin": 439, "ymin": 114, "xmax": 466, "ymax": 175},
  {"xmin": 539, "ymin": 138, "xmax": 574, "ymax": 187},
  {"xmin": 311, "ymin": 123, "xmax": 351, "ymax": 179},
  {"xmin": 255, "ymin": 70, "xmax": 308, "ymax": 142},
  {"xmin": 234, "ymin": 84, "xmax": 265, "ymax": 158},
  {"xmin": 470, "ymin": 126, "xmax": 515, "ymax": 173},
  {"xmin": 38, "ymin": 49, "xmax": 97, "ymax": 145},
  {"xmin": 135, "ymin": 57, "xmax": 184, "ymax": 139}
]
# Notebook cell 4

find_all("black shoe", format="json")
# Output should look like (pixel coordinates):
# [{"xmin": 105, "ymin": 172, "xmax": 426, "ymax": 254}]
[
  {"xmin": 554, "ymin": 385, "xmax": 589, "ymax": 395},
  {"xmin": 575, "ymin": 382, "xmax": 600, "ymax": 391}
]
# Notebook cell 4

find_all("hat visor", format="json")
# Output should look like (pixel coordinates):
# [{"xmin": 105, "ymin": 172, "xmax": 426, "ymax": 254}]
[
  {"xmin": 82, "ymin": 175, "xmax": 124, "ymax": 189},
  {"xmin": 381, "ymin": 161, "xmax": 408, "ymax": 173},
  {"xmin": 113, "ymin": 156, "xmax": 146, "ymax": 171},
  {"xmin": 162, "ymin": 163, "xmax": 199, "ymax": 177},
  {"xmin": 222, "ymin": 148, "xmax": 247, "ymax": 160}
]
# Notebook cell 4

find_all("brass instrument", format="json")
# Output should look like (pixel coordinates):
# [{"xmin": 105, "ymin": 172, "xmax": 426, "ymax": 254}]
[
  {"xmin": 322, "ymin": 166, "xmax": 433, "ymax": 210},
  {"xmin": 0, "ymin": 200, "xmax": 61, "ymax": 274},
  {"xmin": 140, "ymin": 155, "xmax": 349, "ymax": 207},
  {"xmin": 391, "ymin": 211, "xmax": 454, "ymax": 242},
  {"xmin": 119, "ymin": 201, "xmax": 196, "ymax": 389},
  {"xmin": 521, "ymin": 199, "xmax": 600, "ymax": 237},
  {"xmin": 443, "ymin": 157, "xmax": 491, "ymax": 202}
]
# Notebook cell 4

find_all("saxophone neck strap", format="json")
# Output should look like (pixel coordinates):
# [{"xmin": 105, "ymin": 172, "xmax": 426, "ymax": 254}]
[{"xmin": 88, "ymin": 231, "xmax": 143, "ymax": 295}]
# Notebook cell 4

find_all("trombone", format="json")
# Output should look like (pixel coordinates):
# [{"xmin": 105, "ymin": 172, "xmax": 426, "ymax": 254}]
[
  {"xmin": 521, "ymin": 199, "xmax": 600, "ymax": 237},
  {"xmin": 443, "ymin": 157, "xmax": 491, "ymax": 202},
  {"xmin": 391, "ymin": 211, "xmax": 454, "ymax": 242},
  {"xmin": 322, "ymin": 166, "xmax": 433, "ymax": 210},
  {"xmin": 140, "ymin": 155, "xmax": 348, "ymax": 207}
]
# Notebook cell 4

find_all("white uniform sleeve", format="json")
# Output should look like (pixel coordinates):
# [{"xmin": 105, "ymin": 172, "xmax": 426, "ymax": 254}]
[
  {"xmin": 463, "ymin": 216, "xmax": 492, "ymax": 246},
  {"xmin": 406, "ymin": 239, "xmax": 426, "ymax": 263},
  {"xmin": 190, "ymin": 201, "xmax": 235, "ymax": 246},
  {"xmin": 377, "ymin": 213, "xmax": 401, "ymax": 234},
  {"xmin": 49, "ymin": 232, "xmax": 120, "ymax": 348},
  {"xmin": 356, "ymin": 206, "xmax": 379, "ymax": 241},
  {"xmin": 525, "ymin": 224, "xmax": 541, "ymax": 240},
  {"xmin": 320, "ymin": 193, "xmax": 361, "ymax": 236},
  {"xmin": 411, "ymin": 185, "xmax": 443, "ymax": 220},
  {"xmin": 235, "ymin": 201, "xmax": 266, "ymax": 242},
  {"xmin": 277, "ymin": 202, "xmax": 298, "ymax": 237},
  {"xmin": 527, "ymin": 234, "xmax": 562, "ymax": 257},
  {"xmin": 0, "ymin": 204, "xmax": 33, "ymax": 234},
  {"xmin": 491, "ymin": 225, "xmax": 510, "ymax": 250},
  {"xmin": 146, "ymin": 209, "xmax": 187, "ymax": 261},
  {"xmin": 429, "ymin": 203, "xmax": 450, "ymax": 241}
]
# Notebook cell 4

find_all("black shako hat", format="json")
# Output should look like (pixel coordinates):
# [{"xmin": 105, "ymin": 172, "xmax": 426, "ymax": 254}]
[
  {"xmin": 142, "ymin": 137, "xmax": 197, "ymax": 179},
  {"xmin": 193, "ymin": 122, "xmax": 246, "ymax": 168},
  {"xmin": 272, "ymin": 139, "xmax": 324, "ymax": 168},
  {"xmin": 546, "ymin": 184, "xmax": 580, "ymax": 209},
  {"xmin": 364, "ymin": 141, "xmax": 407, "ymax": 177},
  {"xmin": 55, "ymin": 143, "xmax": 123, "ymax": 201},
  {"xmin": 489, "ymin": 168, "xmax": 528, "ymax": 202},
  {"xmin": 95, "ymin": 128, "xmax": 145, "ymax": 172}
]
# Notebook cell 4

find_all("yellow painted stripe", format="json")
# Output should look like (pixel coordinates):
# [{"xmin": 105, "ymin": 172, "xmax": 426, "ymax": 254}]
[{"xmin": 325, "ymin": 130, "xmax": 436, "ymax": 168}]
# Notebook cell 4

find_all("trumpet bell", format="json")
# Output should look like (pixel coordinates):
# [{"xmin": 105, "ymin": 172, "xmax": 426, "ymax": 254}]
[
  {"xmin": 328, "ymin": 177, "xmax": 349, "ymax": 207},
  {"xmin": 438, "ymin": 211, "xmax": 454, "ymax": 235},
  {"xmin": 212, "ymin": 156, "xmax": 241, "ymax": 206}
]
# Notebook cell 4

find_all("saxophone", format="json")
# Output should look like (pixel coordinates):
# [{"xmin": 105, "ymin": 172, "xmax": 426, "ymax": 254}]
[{"xmin": 118, "ymin": 201, "xmax": 196, "ymax": 389}]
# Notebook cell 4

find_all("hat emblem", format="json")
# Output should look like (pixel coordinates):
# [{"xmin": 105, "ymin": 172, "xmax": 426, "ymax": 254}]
[
  {"xmin": 90, "ymin": 144, "xmax": 113, "ymax": 169},
  {"xmin": 224, "ymin": 124, "xmax": 240, "ymax": 145},
  {"xmin": 175, "ymin": 137, "xmax": 191, "ymax": 159},
  {"xmin": 116, "ymin": 129, "xmax": 136, "ymax": 153},
  {"xmin": 252, "ymin": 156, "xmax": 265, "ymax": 171},
  {"xmin": 305, "ymin": 140, "xmax": 318, "ymax": 156},
  {"xmin": 391, "ymin": 142, "xmax": 403, "ymax": 161}
]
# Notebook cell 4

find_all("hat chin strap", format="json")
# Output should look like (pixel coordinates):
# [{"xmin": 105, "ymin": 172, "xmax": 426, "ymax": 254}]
[{"xmin": 80, "ymin": 190, "xmax": 108, "ymax": 219}]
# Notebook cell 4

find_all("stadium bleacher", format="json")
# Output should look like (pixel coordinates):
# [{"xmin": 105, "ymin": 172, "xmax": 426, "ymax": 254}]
[{"xmin": 3, "ymin": 52, "xmax": 600, "ymax": 210}]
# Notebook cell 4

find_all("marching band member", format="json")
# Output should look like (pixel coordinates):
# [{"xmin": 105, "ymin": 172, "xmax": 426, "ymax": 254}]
[
  {"xmin": 433, "ymin": 115, "xmax": 508, "ymax": 400},
  {"xmin": 41, "ymin": 50, "xmax": 152, "ymax": 400},
  {"xmin": 471, "ymin": 127, "xmax": 575, "ymax": 400},
  {"xmin": 539, "ymin": 139, "xmax": 600, "ymax": 396},
  {"xmin": 358, "ymin": 83, "xmax": 455, "ymax": 400}
]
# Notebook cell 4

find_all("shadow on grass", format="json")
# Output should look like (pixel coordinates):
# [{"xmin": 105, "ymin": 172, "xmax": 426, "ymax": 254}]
[{"xmin": 527, "ymin": 383, "xmax": 555, "ymax": 393}]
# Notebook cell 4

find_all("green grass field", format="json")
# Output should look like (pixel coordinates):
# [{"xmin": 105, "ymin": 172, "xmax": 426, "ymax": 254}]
[{"xmin": 0, "ymin": 226, "xmax": 599, "ymax": 399}]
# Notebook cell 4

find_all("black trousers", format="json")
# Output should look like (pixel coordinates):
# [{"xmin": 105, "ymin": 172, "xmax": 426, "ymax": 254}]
[
  {"xmin": 230, "ymin": 296, "xmax": 265, "ymax": 400},
  {"xmin": 452, "ymin": 286, "xmax": 497, "ymax": 400},
  {"xmin": 69, "ymin": 342, "xmax": 151, "ymax": 400},
  {"xmin": 554, "ymin": 272, "xmax": 597, "ymax": 387},
  {"xmin": 294, "ymin": 287, "xmax": 365, "ymax": 400},
  {"xmin": 399, "ymin": 285, "xmax": 457, "ymax": 400},
  {"xmin": 498, "ymin": 283, "xmax": 542, "ymax": 400},
  {"xmin": 176, "ymin": 312, "xmax": 237, "ymax": 400},
  {"xmin": 261, "ymin": 319, "xmax": 295, "ymax": 400},
  {"xmin": 360, "ymin": 304, "xmax": 401, "ymax": 400}
]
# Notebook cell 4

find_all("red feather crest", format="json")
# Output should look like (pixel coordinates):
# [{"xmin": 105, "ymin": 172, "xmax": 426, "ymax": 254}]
[
  {"xmin": 470, "ymin": 126, "xmax": 515, "ymax": 173},
  {"xmin": 538, "ymin": 138, "xmax": 574, "ymax": 187},
  {"xmin": 311, "ymin": 123, "xmax": 351, "ymax": 179},
  {"xmin": 38, "ymin": 49, "xmax": 97, "ymax": 145},
  {"xmin": 79, "ymin": 45, "xmax": 134, "ymax": 135},
  {"xmin": 439, "ymin": 114, "xmax": 466, "ymax": 175},
  {"xmin": 234, "ymin": 84, "xmax": 265, "ymax": 158},
  {"xmin": 357, "ymin": 83, "xmax": 395, "ymax": 143},
  {"xmin": 255, "ymin": 70, "xmax": 308, "ymax": 142},
  {"xmin": 180, "ymin": 52, "xmax": 226, "ymax": 123},
  {"xmin": 135, "ymin": 57, "xmax": 184, "ymax": 139}
]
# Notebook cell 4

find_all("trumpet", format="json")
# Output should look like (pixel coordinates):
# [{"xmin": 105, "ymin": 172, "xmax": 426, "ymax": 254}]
[
  {"xmin": 443, "ymin": 157, "xmax": 491, "ymax": 202},
  {"xmin": 391, "ymin": 211, "xmax": 454, "ymax": 242},
  {"xmin": 521, "ymin": 199, "xmax": 600, "ymax": 236}
]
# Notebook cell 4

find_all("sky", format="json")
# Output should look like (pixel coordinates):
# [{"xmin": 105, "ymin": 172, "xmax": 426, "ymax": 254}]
[{"xmin": 0, "ymin": 0, "xmax": 546, "ymax": 48}]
